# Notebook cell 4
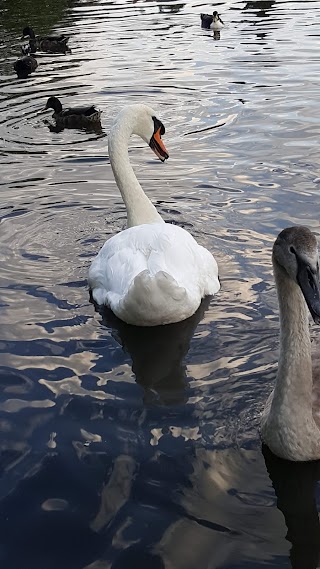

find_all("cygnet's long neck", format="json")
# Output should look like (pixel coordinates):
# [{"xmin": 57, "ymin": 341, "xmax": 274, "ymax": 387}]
[
  {"xmin": 272, "ymin": 259, "xmax": 314, "ymax": 418},
  {"xmin": 108, "ymin": 114, "xmax": 164, "ymax": 228}
]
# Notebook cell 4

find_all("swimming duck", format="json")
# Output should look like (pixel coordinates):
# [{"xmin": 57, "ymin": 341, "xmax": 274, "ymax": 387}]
[
  {"xmin": 22, "ymin": 26, "xmax": 69, "ymax": 53},
  {"xmin": 260, "ymin": 226, "xmax": 320, "ymax": 461},
  {"xmin": 200, "ymin": 11, "xmax": 224, "ymax": 31},
  {"xmin": 44, "ymin": 96, "xmax": 102, "ymax": 128},
  {"xmin": 88, "ymin": 104, "xmax": 220, "ymax": 326},
  {"xmin": 14, "ymin": 55, "xmax": 38, "ymax": 79}
]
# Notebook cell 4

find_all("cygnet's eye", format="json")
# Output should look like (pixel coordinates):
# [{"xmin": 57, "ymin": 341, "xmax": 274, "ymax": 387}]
[{"xmin": 289, "ymin": 246, "xmax": 296, "ymax": 255}]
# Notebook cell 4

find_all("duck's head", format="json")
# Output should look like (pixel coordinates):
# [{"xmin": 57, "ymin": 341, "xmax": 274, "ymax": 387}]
[
  {"xmin": 273, "ymin": 226, "xmax": 320, "ymax": 323},
  {"xmin": 45, "ymin": 96, "xmax": 63, "ymax": 113},
  {"xmin": 113, "ymin": 104, "xmax": 169, "ymax": 162},
  {"xmin": 22, "ymin": 26, "xmax": 35, "ymax": 39},
  {"xmin": 212, "ymin": 11, "xmax": 219, "ymax": 20}
]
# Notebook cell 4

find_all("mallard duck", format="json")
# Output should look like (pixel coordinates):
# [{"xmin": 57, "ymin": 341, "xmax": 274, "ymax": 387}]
[
  {"xmin": 22, "ymin": 26, "xmax": 69, "ymax": 54},
  {"xmin": 13, "ymin": 55, "xmax": 38, "ymax": 79},
  {"xmin": 88, "ymin": 104, "xmax": 220, "ymax": 326},
  {"xmin": 261, "ymin": 226, "xmax": 320, "ymax": 461},
  {"xmin": 200, "ymin": 11, "xmax": 224, "ymax": 30},
  {"xmin": 44, "ymin": 96, "xmax": 102, "ymax": 129}
]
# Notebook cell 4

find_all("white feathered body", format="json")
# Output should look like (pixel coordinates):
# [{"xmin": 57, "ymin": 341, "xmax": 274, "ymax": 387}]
[
  {"xmin": 89, "ymin": 222, "xmax": 219, "ymax": 326},
  {"xmin": 211, "ymin": 19, "xmax": 224, "ymax": 31}
]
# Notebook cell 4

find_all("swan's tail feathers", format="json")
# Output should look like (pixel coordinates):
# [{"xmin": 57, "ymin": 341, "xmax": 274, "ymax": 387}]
[
  {"xmin": 120, "ymin": 270, "xmax": 192, "ymax": 326},
  {"xmin": 133, "ymin": 270, "xmax": 186, "ymax": 301},
  {"xmin": 91, "ymin": 287, "xmax": 109, "ymax": 307}
]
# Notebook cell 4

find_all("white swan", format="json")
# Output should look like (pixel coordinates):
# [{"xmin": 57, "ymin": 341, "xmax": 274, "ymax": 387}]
[
  {"xmin": 88, "ymin": 103, "xmax": 220, "ymax": 327},
  {"xmin": 261, "ymin": 226, "xmax": 320, "ymax": 461}
]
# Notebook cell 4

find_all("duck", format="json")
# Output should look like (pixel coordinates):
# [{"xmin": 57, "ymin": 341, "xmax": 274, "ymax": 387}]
[
  {"xmin": 200, "ymin": 11, "xmax": 224, "ymax": 31},
  {"xmin": 88, "ymin": 103, "xmax": 220, "ymax": 326},
  {"xmin": 13, "ymin": 55, "xmax": 38, "ymax": 79},
  {"xmin": 22, "ymin": 26, "xmax": 69, "ymax": 53},
  {"xmin": 44, "ymin": 96, "xmax": 102, "ymax": 128},
  {"xmin": 260, "ymin": 226, "xmax": 320, "ymax": 461}
]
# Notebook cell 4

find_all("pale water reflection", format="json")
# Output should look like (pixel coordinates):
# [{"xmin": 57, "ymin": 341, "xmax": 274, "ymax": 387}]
[{"xmin": 0, "ymin": 0, "xmax": 320, "ymax": 567}]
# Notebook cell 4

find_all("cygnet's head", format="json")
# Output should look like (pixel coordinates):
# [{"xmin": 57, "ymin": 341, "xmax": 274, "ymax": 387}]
[
  {"xmin": 273, "ymin": 226, "xmax": 320, "ymax": 323},
  {"xmin": 114, "ymin": 104, "xmax": 169, "ymax": 162}
]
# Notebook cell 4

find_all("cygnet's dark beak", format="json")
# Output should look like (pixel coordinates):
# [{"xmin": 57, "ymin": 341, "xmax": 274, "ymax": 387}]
[{"xmin": 297, "ymin": 258, "xmax": 320, "ymax": 324}]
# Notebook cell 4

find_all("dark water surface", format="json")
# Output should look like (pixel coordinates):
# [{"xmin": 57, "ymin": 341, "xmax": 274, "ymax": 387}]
[{"xmin": 1, "ymin": 0, "xmax": 320, "ymax": 567}]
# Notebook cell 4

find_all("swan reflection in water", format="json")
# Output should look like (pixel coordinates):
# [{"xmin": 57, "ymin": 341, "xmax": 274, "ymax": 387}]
[
  {"xmin": 95, "ymin": 297, "xmax": 211, "ymax": 405},
  {"xmin": 263, "ymin": 444, "xmax": 320, "ymax": 569}
]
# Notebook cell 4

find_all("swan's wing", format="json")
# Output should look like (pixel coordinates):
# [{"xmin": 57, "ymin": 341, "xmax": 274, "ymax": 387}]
[
  {"xmin": 144, "ymin": 224, "xmax": 219, "ymax": 295},
  {"xmin": 88, "ymin": 231, "xmax": 148, "ymax": 304},
  {"xmin": 88, "ymin": 223, "xmax": 219, "ymax": 324}
]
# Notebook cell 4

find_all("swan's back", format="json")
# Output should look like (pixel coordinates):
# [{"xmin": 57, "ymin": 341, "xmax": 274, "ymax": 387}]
[{"xmin": 89, "ymin": 222, "xmax": 219, "ymax": 326}]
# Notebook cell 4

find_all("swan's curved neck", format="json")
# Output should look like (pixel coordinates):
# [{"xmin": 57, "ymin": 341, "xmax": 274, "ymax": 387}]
[
  {"xmin": 272, "ymin": 259, "xmax": 313, "ymax": 417},
  {"xmin": 108, "ymin": 117, "xmax": 164, "ymax": 228}
]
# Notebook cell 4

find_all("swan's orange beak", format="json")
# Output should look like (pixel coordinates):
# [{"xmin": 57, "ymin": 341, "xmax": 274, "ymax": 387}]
[{"xmin": 149, "ymin": 128, "xmax": 169, "ymax": 162}]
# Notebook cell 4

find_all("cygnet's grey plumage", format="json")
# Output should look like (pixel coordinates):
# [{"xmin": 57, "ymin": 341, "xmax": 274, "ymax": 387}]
[{"xmin": 261, "ymin": 226, "xmax": 320, "ymax": 461}]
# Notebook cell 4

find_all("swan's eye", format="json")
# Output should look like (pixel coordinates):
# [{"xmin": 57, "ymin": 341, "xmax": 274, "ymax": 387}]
[
  {"xmin": 152, "ymin": 116, "xmax": 165, "ymax": 136},
  {"xmin": 289, "ymin": 246, "xmax": 295, "ymax": 255}
]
